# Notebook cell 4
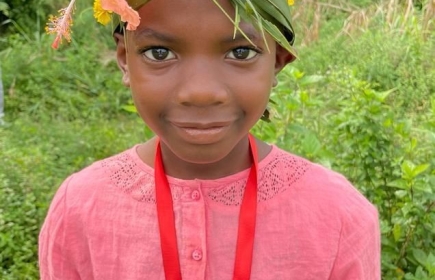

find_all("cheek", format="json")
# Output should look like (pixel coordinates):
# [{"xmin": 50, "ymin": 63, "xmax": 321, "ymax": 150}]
[
  {"xmin": 130, "ymin": 86, "xmax": 165, "ymax": 120},
  {"xmin": 232, "ymin": 64, "xmax": 275, "ymax": 111},
  {"xmin": 129, "ymin": 78, "xmax": 164, "ymax": 125},
  {"xmin": 127, "ymin": 61, "xmax": 169, "ymax": 114}
]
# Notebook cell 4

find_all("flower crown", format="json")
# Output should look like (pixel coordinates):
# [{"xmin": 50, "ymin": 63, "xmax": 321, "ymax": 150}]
[{"xmin": 46, "ymin": 0, "xmax": 296, "ymax": 56}]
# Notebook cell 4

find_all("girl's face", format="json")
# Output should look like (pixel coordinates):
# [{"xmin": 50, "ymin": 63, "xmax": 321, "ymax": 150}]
[{"xmin": 116, "ymin": 0, "xmax": 293, "ymax": 172}]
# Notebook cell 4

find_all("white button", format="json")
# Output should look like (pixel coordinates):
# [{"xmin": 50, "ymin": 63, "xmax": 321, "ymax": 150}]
[
  {"xmin": 192, "ymin": 249, "xmax": 203, "ymax": 261},
  {"xmin": 191, "ymin": 190, "xmax": 201, "ymax": 200}
]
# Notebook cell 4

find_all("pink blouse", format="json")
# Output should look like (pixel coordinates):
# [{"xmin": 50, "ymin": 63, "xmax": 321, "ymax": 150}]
[{"xmin": 39, "ymin": 145, "xmax": 380, "ymax": 279}]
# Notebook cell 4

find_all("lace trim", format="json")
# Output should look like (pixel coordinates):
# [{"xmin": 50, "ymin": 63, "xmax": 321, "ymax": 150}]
[
  {"xmin": 207, "ymin": 153, "xmax": 310, "ymax": 205},
  {"xmin": 101, "ymin": 148, "xmax": 310, "ymax": 205}
]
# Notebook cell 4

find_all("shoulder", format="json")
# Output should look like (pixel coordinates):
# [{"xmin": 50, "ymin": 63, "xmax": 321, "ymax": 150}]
[
  {"xmin": 261, "ymin": 145, "xmax": 378, "ymax": 221},
  {"xmin": 39, "ymin": 145, "xmax": 156, "ymax": 277},
  {"xmin": 66, "ymin": 147, "xmax": 134, "ymax": 190},
  {"xmin": 41, "ymin": 145, "xmax": 156, "ymax": 240},
  {"xmin": 257, "ymin": 146, "xmax": 380, "ymax": 278},
  {"xmin": 55, "ymin": 145, "xmax": 154, "ymax": 208}
]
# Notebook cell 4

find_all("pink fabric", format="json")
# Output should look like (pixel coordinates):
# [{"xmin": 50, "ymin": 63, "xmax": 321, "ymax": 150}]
[{"xmin": 39, "ymin": 145, "xmax": 380, "ymax": 279}]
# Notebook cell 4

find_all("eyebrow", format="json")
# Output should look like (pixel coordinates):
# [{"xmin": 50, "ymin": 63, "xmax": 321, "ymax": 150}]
[
  {"xmin": 133, "ymin": 28, "xmax": 179, "ymax": 43},
  {"xmin": 221, "ymin": 30, "xmax": 261, "ymax": 45},
  {"xmin": 133, "ymin": 27, "xmax": 261, "ymax": 45}
]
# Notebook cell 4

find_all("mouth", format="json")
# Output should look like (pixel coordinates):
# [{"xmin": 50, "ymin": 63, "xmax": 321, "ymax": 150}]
[
  {"xmin": 170, "ymin": 121, "xmax": 233, "ymax": 144},
  {"xmin": 178, "ymin": 126, "xmax": 226, "ymax": 136},
  {"xmin": 170, "ymin": 121, "xmax": 233, "ymax": 129}
]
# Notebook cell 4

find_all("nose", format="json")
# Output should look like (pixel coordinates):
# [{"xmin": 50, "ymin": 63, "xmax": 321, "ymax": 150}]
[{"xmin": 175, "ymin": 58, "xmax": 229, "ymax": 107}]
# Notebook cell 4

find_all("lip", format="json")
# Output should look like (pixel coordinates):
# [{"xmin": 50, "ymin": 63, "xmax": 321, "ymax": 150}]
[
  {"xmin": 170, "ymin": 121, "xmax": 233, "ymax": 144},
  {"xmin": 171, "ymin": 121, "xmax": 233, "ymax": 129}
]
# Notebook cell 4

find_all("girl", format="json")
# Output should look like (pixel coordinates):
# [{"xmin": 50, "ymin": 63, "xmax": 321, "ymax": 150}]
[{"xmin": 40, "ymin": 0, "xmax": 381, "ymax": 279}]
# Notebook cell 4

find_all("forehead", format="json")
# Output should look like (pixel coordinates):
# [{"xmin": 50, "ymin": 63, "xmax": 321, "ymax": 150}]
[
  {"xmin": 136, "ymin": 0, "xmax": 235, "ymax": 20},
  {"xmin": 132, "ymin": 0, "xmax": 259, "ymax": 41}
]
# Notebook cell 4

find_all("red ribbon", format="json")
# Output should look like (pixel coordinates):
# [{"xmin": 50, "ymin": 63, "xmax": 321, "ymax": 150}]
[{"xmin": 155, "ymin": 134, "xmax": 258, "ymax": 280}]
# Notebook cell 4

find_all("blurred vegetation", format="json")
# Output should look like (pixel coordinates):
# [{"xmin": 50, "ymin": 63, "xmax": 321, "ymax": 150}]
[{"xmin": 1, "ymin": 0, "xmax": 434, "ymax": 279}]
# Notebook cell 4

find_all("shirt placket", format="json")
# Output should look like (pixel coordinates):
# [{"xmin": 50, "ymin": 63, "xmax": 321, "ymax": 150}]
[{"xmin": 174, "ymin": 181, "xmax": 207, "ymax": 279}]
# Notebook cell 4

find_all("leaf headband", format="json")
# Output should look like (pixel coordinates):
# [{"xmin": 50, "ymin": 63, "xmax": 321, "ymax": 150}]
[{"xmin": 46, "ymin": 0, "xmax": 296, "ymax": 56}]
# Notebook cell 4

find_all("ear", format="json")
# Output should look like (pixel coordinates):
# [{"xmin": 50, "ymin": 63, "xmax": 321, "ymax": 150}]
[
  {"xmin": 274, "ymin": 44, "xmax": 296, "ymax": 75},
  {"xmin": 114, "ymin": 33, "xmax": 130, "ymax": 87}
]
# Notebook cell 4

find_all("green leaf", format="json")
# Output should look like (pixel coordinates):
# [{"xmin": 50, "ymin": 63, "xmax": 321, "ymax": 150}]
[
  {"xmin": 229, "ymin": 0, "xmax": 296, "ymax": 55},
  {"xmin": 293, "ymin": 70, "xmax": 304, "ymax": 79},
  {"xmin": 121, "ymin": 105, "xmax": 137, "ymax": 113},
  {"xmin": 302, "ymin": 133, "xmax": 321, "ymax": 156},
  {"xmin": 249, "ymin": 1, "xmax": 271, "ymax": 53},
  {"xmin": 374, "ymin": 88, "xmax": 396, "ymax": 102},
  {"xmin": 410, "ymin": 266, "xmax": 429, "ymax": 278},
  {"xmin": 412, "ymin": 164, "xmax": 430, "ymax": 178},
  {"xmin": 212, "ymin": 0, "xmax": 256, "ymax": 48},
  {"xmin": 412, "ymin": 249, "xmax": 428, "ymax": 267},
  {"xmin": 388, "ymin": 179, "xmax": 409, "ymax": 190},
  {"xmin": 233, "ymin": 4, "xmax": 240, "ymax": 38},
  {"xmin": 410, "ymin": 138, "xmax": 418, "ymax": 151},
  {"xmin": 402, "ymin": 160, "xmax": 416, "ymax": 179},
  {"xmin": 286, "ymin": 123, "xmax": 309, "ymax": 134},
  {"xmin": 394, "ymin": 190, "xmax": 408, "ymax": 198},
  {"xmin": 393, "ymin": 223, "xmax": 402, "ymax": 242},
  {"xmin": 413, "ymin": 181, "xmax": 433, "ymax": 194},
  {"xmin": 425, "ymin": 253, "xmax": 435, "ymax": 274},
  {"xmin": 300, "ymin": 91, "xmax": 309, "ymax": 104},
  {"xmin": 299, "ymin": 75, "xmax": 324, "ymax": 86},
  {"xmin": 254, "ymin": 0, "xmax": 294, "ymax": 35},
  {"xmin": 260, "ymin": 17, "xmax": 296, "ymax": 55},
  {"xmin": 0, "ymin": 2, "xmax": 9, "ymax": 16}
]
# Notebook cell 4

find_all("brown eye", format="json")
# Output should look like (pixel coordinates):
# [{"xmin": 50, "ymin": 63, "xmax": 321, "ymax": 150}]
[
  {"xmin": 227, "ymin": 47, "xmax": 258, "ymax": 60},
  {"xmin": 143, "ymin": 47, "xmax": 176, "ymax": 61}
]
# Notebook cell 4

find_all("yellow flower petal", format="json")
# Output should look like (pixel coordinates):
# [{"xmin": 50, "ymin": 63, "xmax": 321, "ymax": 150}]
[
  {"xmin": 93, "ymin": 0, "xmax": 112, "ymax": 25},
  {"xmin": 288, "ymin": 0, "xmax": 294, "ymax": 5}
]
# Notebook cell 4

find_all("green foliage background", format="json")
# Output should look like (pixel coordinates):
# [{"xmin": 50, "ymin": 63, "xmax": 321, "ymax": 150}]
[{"xmin": 1, "ymin": 0, "xmax": 434, "ymax": 279}]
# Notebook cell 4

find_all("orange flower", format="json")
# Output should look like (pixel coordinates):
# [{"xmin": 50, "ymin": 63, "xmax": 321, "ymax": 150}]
[
  {"xmin": 45, "ymin": 0, "xmax": 77, "ymax": 49},
  {"xmin": 100, "ymin": 0, "xmax": 140, "ymax": 30}
]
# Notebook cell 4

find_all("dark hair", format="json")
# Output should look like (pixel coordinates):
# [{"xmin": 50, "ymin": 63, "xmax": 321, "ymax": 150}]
[{"xmin": 114, "ymin": 23, "xmax": 125, "ymax": 35}]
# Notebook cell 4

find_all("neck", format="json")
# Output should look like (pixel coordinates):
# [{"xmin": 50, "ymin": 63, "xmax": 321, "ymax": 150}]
[
  {"xmin": 160, "ymin": 137, "xmax": 251, "ymax": 180},
  {"xmin": 137, "ymin": 135, "xmax": 271, "ymax": 180}
]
